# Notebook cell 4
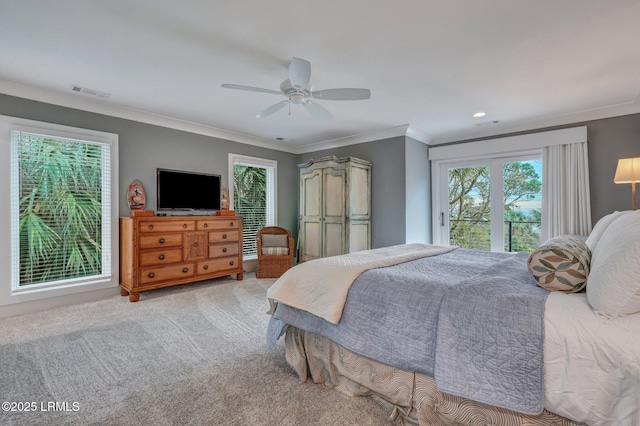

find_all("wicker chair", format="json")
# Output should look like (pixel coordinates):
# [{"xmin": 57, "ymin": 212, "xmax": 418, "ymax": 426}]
[{"xmin": 256, "ymin": 226, "xmax": 295, "ymax": 278}]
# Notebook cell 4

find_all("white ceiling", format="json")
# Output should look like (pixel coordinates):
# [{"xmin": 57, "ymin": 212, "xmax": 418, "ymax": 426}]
[{"xmin": 2, "ymin": 0, "xmax": 640, "ymax": 153}]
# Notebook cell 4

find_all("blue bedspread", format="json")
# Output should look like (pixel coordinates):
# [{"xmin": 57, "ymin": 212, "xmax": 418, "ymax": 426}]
[{"xmin": 266, "ymin": 248, "xmax": 549, "ymax": 414}]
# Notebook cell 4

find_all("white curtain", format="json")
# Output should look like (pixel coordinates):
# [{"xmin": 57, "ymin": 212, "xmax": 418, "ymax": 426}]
[{"xmin": 542, "ymin": 141, "xmax": 592, "ymax": 241}]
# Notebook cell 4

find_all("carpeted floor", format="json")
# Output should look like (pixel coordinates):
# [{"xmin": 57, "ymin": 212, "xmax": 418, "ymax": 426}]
[{"xmin": 0, "ymin": 274, "xmax": 400, "ymax": 425}]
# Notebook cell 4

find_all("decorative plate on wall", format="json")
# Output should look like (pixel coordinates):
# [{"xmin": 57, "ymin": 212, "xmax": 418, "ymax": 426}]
[{"xmin": 127, "ymin": 179, "xmax": 146, "ymax": 210}]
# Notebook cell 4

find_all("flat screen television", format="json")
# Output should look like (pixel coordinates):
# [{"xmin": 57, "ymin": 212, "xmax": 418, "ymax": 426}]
[{"xmin": 157, "ymin": 168, "xmax": 221, "ymax": 212}]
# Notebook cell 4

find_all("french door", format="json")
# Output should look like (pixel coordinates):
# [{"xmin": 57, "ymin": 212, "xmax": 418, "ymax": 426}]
[{"xmin": 433, "ymin": 153, "xmax": 543, "ymax": 252}]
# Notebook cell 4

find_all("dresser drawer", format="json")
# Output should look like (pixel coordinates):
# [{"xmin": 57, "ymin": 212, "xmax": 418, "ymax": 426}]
[
  {"xmin": 197, "ymin": 219, "xmax": 240, "ymax": 231},
  {"xmin": 209, "ymin": 243, "xmax": 239, "ymax": 258},
  {"xmin": 139, "ymin": 248, "xmax": 183, "ymax": 267},
  {"xmin": 139, "ymin": 233, "xmax": 183, "ymax": 249},
  {"xmin": 139, "ymin": 220, "xmax": 196, "ymax": 233},
  {"xmin": 140, "ymin": 263, "xmax": 195, "ymax": 285},
  {"xmin": 197, "ymin": 257, "xmax": 240, "ymax": 275},
  {"xmin": 208, "ymin": 230, "xmax": 239, "ymax": 243}
]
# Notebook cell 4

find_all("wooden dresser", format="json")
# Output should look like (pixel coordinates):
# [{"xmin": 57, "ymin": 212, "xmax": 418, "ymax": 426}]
[{"xmin": 119, "ymin": 216, "xmax": 243, "ymax": 302}]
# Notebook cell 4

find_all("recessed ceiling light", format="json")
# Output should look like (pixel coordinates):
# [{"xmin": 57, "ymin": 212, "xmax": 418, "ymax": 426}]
[{"xmin": 473, "ymin": 112, "xmax": 486, "ymax": 118}]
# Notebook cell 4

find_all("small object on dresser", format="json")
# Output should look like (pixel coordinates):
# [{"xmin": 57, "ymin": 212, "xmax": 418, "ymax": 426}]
[
  {"xmin": 221, "ymin": 185, "xmax": 230, "ymax": 210},
  {"xmin": 131, "ymin": 210, "xmax": 155, "ymax": 217},
  {"xmin": 127, "ymin": 179, "xmax": 146, "ymax": 210},
  {"xmin": 216, "ymin": 210, "xmax": 236, "ymax": 216}
]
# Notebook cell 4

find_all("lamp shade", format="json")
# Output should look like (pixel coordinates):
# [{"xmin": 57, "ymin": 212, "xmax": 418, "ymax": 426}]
[{"xmin": 614, "ymin": 157, "xmax": 640, "ymax": 183}]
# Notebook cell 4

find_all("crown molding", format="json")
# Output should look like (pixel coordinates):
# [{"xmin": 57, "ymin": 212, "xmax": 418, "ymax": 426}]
[
  {"xmin": 0, "ymin": 79, "xmax": 433, "ymax": 155},
  {"xmin": 294, "ymin": 124, "xmax": 433, "ymax": 154},
  {"xmin": 430, "ymin": 97, "xmax": 640, "ymax": 145},
  {"xmin": 406, "ymin": 125, "xmax": 432, "ymax": 144},
  {"xmin": 0, "ymin": 78, "xmax": 299, "ymax": 154},
  {"xmin": 295, "ymin": 125, "xmax": 411, "ymax": 154}
]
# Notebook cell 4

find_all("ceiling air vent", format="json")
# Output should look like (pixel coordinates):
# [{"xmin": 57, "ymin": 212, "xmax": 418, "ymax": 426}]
[
  {"xmin": 474, "ymin": 120, "xmax": 500, "ymax": 127},
  {"xmin": 70, "ymin": 85, "xmax": 111, "ymax": 99}
]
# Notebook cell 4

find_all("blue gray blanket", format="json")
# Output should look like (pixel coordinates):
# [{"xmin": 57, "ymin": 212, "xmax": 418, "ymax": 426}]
[{"xmin": 266, "ymin": 248, "xmax": 548, "ymax": 414}]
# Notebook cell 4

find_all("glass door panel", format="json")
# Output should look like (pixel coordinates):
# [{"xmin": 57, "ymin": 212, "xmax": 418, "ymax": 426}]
[
  {"xmin": 502, "ymin": 160, "xmax": 543, "ymax": 252},
  {"xmin": 448, "ymin": 165, "xmax": 491, "ymax": 250}
]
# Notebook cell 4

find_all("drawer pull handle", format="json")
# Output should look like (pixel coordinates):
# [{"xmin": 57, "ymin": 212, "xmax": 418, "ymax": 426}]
[
  {"xmin": 193, "ymin": 242, "xmax": 198, "ymax": 247},
  {"xmin": 149, "ymin": 224, "xmax": 154, "ymax": 230},
  {"xmin": 222, "ymin": 234, "xmax": 227, "ymax": 239},
  {"xmin": 182, "ymin": 268, "xmax": 189, "ymax": 273},
  {"xmin": 159, "ymin": 238, "xmax": 165, "ymax": 244},
  {"xmin": 203, "ymin": 265, "xmax": 209, "ymax": 270},
  {"xmin": 229, "ymin": 260, "xmax": 235, "ymax": 266},
  {"xmin": 229, "ymin": 222, "xmax": 234, "ymax": 227},
  {"xmin": 204, "ymin": 223, "xmax": 209, "ymax": 228},
  {"xmin": 183, "ymin": 224, "xmax": 188, "ymax": 228},
  {"xmin": 159, "ymin": 254, "xmax": 165, "ymax": 260},
  {"xmin": 222, "ymin": 247, "xmax": 227, "ymax": 253},
  {"xmin": 148, "ymin": 272, "xmax": 155, "ymax": 278}
]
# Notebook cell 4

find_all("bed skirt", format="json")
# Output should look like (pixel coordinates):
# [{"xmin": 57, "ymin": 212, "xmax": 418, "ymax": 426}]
[{"xmin": 284, "ymin": 327, "xmax": 583, "ymax": 426}]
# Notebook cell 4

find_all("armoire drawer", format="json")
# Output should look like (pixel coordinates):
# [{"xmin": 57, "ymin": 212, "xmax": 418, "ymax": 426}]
[
  {"xmin": 208, "ymin": 243, "xmax": 239, "ymax": 258},
  {"xmin": 208, "ymin": 230, "xmax": 239, "ymax": 243},
  {"xmin": 197, "ymin": 219, "xmax": 241, "ymax": 231},
  {"xmin": 197, "ymin": 257, "xmax": 240, "ymax": 275},
  {"xmin": 139, "ymin": 248, "xmax": 183, "ymax": 267},
  {"xmin": 139, "ymin": 220, "xmax": 196, "ymax": 233},
  {"xmin": 139, "ymin": 233, "xmax": 183, "ymax": 249},
  {"xmin": 139, "ymin": 263, "xmax": 196, "ymax": 285}
]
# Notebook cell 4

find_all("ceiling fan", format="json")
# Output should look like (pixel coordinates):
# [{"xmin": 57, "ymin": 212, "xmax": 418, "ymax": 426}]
[{"xmin": 221, "ymin": 57, "xmax": 371, "ymax": 119}]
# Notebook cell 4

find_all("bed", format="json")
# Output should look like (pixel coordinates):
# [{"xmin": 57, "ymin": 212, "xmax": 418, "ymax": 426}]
[{"xmin": 265, "ymin": 211, "xmax": 640, "ymax": 426}]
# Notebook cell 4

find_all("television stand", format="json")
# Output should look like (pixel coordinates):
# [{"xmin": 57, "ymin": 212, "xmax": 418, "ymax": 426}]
[{"xmin": 119, "ymin": 215, "xmax": 243, "ymax": 302}]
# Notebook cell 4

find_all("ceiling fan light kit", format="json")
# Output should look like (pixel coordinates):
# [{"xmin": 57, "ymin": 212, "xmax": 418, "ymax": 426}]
[{"xmin": 222, "ymin": 57, "xmax": 371, "ymax": 119}]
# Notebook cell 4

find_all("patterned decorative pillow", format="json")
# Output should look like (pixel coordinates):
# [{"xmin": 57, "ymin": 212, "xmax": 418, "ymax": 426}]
[
  {"xmin": 262, "ymin": 247, "xmax": 290, "ymax": 256},
  {"xmin": 527, "ymin": 235, "xmax": 591, "ymax": 292}
]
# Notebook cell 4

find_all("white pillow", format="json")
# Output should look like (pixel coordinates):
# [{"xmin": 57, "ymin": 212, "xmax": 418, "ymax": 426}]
[
  {"xmin": 587, "ymin": 213, "xmax": 640, "ymax": 317},
  {"xmin": 585, "ymin": 210, "xmax": 634, "ymax": 252},
  {"xmin": 261, "ymin": 234, "xmax": 289, "ymax": 248}
]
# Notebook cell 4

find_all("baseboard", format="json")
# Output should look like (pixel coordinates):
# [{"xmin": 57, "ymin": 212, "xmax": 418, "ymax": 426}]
[
  {"xmin": 243, "ymin": 259, "xmax": 257, "ymax": 273},
  {"xmin": 0, "ymin": 287, "xmax": 120, "ymax": 319}
]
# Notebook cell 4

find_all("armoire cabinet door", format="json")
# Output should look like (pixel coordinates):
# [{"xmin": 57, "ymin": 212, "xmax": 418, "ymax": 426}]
[
  {"xmin": 323, "ymin": 168, "xmax": 346, "ymax": 257},
  {"xmin": 300, "ymin": 169, "xmax": 323, "ymax": 261}
]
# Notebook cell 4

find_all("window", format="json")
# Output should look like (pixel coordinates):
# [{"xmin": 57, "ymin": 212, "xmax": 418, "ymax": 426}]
[
  {"xmin": 229, "ymin": 154, "xmax": 276, "ymax": 259},
  {"xmin": 431, "ymin": 127, "xmax": 589, "ymax": 252},
  {"xmin": 6, "ymin": 119, "xmax": 118, "ymax": 296},
  {"xmin": 442, "ymin": 154, "xmax": 542, "ymax": 252}
]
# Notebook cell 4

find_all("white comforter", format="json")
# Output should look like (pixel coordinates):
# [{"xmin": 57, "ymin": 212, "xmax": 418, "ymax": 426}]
[{"xmin": 545, "ymin": 292, "xmax": 640, "ymax": 425}]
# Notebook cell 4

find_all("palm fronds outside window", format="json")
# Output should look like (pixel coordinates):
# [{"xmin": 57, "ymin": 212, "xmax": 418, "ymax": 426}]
[{"xmin": 13, "ymin": 131, "xmax": 107, "ymax": 287}]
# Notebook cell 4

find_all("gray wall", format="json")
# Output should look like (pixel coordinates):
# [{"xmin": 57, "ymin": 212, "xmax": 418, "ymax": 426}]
[
  {"xmin": 0, "ymin": 94, "xmax": 299, "ymax": 232},
  {"xmin": 4, "ymin": 91, "xmax": 639, "ymax": 248},
  {"xmin": 585, "ymin": 114, "xmax": 640, "ymax": 221},
  {"xmin": 298, "ymin": 136, "xmax": 409, "ymax": 248}
]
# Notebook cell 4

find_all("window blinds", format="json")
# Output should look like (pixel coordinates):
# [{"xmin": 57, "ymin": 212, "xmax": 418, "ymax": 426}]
[
  {"xmin": 10, "ymin": 130, "xmax": 112, "ymax": 289},
  {"xmin": 232, "ymin": 159, "xmax": 276, "ymax": 258}
]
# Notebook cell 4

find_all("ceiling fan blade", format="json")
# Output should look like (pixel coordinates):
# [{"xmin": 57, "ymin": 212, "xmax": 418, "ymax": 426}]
[
  {"xmin": 312, "ymin": 88, "xmax": 371, "ymax": 100},
  {"xmin": 257, "ymin": 100, "xmax": 289, "ymax": 118},
  {"xmin": 221, "ymin": 84, "xmax": 281, "ymax": 95},
  {"xmin": 289, "ymin": 57, "xmax": 311, "ymax": 90},
  {"xmin": 303, "ymin": 101, "xmax": 333, "ymax": 120}
]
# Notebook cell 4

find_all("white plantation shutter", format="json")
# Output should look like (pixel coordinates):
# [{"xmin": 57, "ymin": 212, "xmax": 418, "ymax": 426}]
[
  {"xmin": 229, "ymin": 154, "xmax": 277, "ymax": 258},
  {"xmin": 10, "ymin": 129, "xmax": 113, "ymax": 291}
]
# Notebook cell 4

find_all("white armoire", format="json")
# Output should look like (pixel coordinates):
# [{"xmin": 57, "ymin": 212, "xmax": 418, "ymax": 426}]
[{"xmin": 298, "ymin": 156, "xmax": 371, "ymax": 262}]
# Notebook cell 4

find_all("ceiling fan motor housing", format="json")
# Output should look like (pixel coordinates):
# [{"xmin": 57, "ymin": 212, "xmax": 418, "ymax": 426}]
[{"xmin": 280, "ymin": 79, "xmax": 311, "ymax": 104}]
